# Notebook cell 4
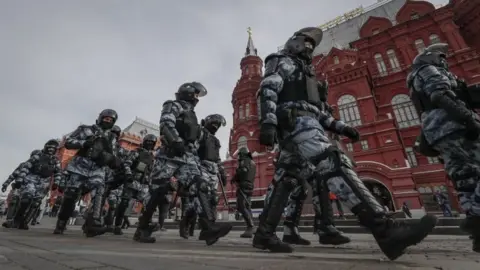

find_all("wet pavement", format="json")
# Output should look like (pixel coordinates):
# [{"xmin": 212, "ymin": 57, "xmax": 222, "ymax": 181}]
[{"xmin": 0, "ymin": 218, "xmax": 478, "ymax": 270}]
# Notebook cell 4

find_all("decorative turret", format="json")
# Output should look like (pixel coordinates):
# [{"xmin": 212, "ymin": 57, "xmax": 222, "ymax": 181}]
[{"xmin": 229, "ymin": 27, "xmax": 264, "ymax": 157}]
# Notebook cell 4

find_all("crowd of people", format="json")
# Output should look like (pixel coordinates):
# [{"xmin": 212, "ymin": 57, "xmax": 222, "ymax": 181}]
[{"xmin": 1, "ymin": 26, "xmax": 479, "ymax": 261}]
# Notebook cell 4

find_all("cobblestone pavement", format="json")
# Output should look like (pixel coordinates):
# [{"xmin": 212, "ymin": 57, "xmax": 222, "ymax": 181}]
[{"xmin": 0, "ymin": 219, "xmax": 478, "ymax": 270}]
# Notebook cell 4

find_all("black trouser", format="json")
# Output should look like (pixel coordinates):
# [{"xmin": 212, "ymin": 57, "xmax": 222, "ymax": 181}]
[
  {"xmin": 158, "ymin": 195, "xmax": 170, "ymax": 227},
  {"xmin": 5, "ymin": 195, "xmax": 19, "ymax": 220},
  {"xmin": 236, "ymin": 188, "xmax": 253, "ymax": 228}
]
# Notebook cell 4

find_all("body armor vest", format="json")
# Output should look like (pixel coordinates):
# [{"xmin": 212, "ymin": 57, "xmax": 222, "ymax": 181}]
[
  {"xmin": 236, "ymin": 159, "xmax": 256, "ymax": 191},
  {"xmin": 175, "ymin": 110, "xmax": 201, "ymax": 143},
  {"xmin": 131, "ymin": 149, "xmax": 154, "ymax": 174},
  {"xmin": 278, "ymin": 60, "xmax": 321, "ymax": 106},
  {"xmin": 77, "ymin": 131, "xmax": 115, "ymax": 166},
  {"xmin": 198, "ymin": 133, "xmax": 220, "ymax": 162},
  {"xmin": 32, "ymin": 154, "xmax": 56, "ymax": 178}
]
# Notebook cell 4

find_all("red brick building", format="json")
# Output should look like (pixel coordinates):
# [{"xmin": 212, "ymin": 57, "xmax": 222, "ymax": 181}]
[{"xmin": 221, "ymin": 0, "xmax": 480, "ymax": 216}]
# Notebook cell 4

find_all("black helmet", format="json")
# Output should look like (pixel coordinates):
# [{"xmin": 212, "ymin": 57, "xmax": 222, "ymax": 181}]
[
  {"xmin": 238, "ymin": 147, "xmax": 252, "ymax": 159},
  {"xmin": 111, "ymin": 125, "xmax": 122, "ymax": 138},
  {"xmin": 412, "ymin": 43, "xmax": 449, "ymax": 70},
  {"xmin": 96, "ymin": 109, "xmax": 118, "ymax": 130},
  {"xmin": 44, "ymin": 139, "xmax": 59, "ymax": 155},
  {"xmin": 30, "ymin": 149, "xmax": 41, "ymax": 157},
  {"xmin": 201, "ymin": 114, "xmax": 226, "ymax": 135},
  {"xmin": 175, "ymin": 82, "xmax": 207, "ymax": 106},
  {"xmin": 284, "ymin": 27, "xmax": 323, "ymax": 62},
  {"xmin": 142, "ymin": 134, "xmax": 157, "ymax": 151}
]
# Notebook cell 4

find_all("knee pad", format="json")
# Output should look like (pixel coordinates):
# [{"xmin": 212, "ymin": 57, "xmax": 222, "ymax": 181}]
[
  {"xmin": 195, "ymin": 180, "xmax": 209, "ymax": 193},
  {"xmin": 290, "ymin": 185, "xmax": 308, "ymax": 201}
]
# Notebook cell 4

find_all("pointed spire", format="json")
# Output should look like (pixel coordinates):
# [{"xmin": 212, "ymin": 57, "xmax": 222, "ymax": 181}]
[{"xmin": 245, "ymin": 27, "xmax": 257, "ymax": 56}]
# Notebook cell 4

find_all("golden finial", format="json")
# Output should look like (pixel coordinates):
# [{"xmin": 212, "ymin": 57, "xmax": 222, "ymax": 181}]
[{"xmin": 247, "ymin": 27, "xmax": 252, "ymax": 38}]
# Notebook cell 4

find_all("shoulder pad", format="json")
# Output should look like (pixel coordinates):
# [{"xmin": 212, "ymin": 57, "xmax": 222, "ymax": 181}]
[
  {"xmin": 264, "ymin": 53, "xmax": 286, "ymax": 76},
  {"xmin": 407, "ymin": 64, "xmax": 433, "ymax": 89},
  {"xmin": 416, "ymin": 65, "xmax": 441, "ymax": 80}
]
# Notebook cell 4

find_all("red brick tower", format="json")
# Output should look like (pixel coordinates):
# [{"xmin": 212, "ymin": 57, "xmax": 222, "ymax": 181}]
[{"xmin": 221, "ymin": 28, "xmax": 276, "ymax": 209}]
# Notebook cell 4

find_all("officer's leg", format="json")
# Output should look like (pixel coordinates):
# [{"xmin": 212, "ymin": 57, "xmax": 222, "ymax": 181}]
[
  {"xmin": 317, "ymin": 146, "xmax": 436, "ymax": 260},
  {"xmin": 193, "ymin": 175, "xmax": 232, "ymax": 246},
  {"xmin": 253, "ymin": 166, "xmax": 300, "ymax": 253},
  {"xmin": 104, "ymin": 195, "xmax": 117, "ymax": 232},
  {"xmin": 114, "ymin": 188, "xmax": 134, "ymax": 235},
  {"xmin": 157, "ymin": 195, "xmax": 169, "ymax": 230},
  {"xmin": 55, "ymin": 173, "xmax": 83, "ymax": 234},
  {"xmin": 179, "ymin": 196, "xmax": 190, "ymax": 239},
  {"xmin": 237, "ymin": 188, "xmax": 254, "ymax": 238},
  {"xmin": 435, "ymin": 135, "xmax": 480, "ymax": 253},
  {"xmin": 14, "ymin": 181, "xmax": 38, "ymax": 230},
  {"xmin": 2, "ymin": 190, "xmax": 19, "ymax": 228},
  {"xmin": 134, "ymin": 159, "xmax": 174, "ymax": 243},
  {"xmin": 83, "ymin": 170, "xmax": 108, "ymax": 237},
  {"xmin": 312, "ymin": 176, "xmax": 350, "ymax": 245},
  {"xmin": 282, "ymin": 185, "xmax": 310, "ymax": 245}
]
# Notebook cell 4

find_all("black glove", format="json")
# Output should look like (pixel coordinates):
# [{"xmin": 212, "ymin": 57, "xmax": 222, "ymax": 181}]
[
  {"xmin": 83, "ymin": 136, "xmax": 96, "ymax": 148},
  {"xmin": 171, "ymin": 141, "xmax": 186, "ymax": 157},
  {"xmin": 1, "ymin": 184, "xmax": 7, "ymax": 193},
  {"xmin": 12, "ymin": 181, "xmax": 22, "ymax": 189},
  {"xmin": 259, "ymin": 124, "xmax": 277, "ymax": 147},
  {"xmin": 465, "ymin": 118, "xmax": 480, "ymax": 141},
  {"xmin": 125, "ymin": 173, "xmax": 134, "ymax": 183},
  {"xmin": 342, "ymin": 126, "xmax": 360, "ymax": 142}
]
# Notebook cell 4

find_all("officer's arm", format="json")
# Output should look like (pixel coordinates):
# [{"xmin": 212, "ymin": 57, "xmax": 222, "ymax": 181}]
[
  {"xmin": 417, "ymin": 65, "xmax": 474, "ymax": 123},
  {"xmin": 123, "ymin": 151, "xmax": 137, "ymax": 176},
  {"xmin": 318, "ymin": 107, "xmax": 347, "ymax": 135},
  {"xmin": 159, "ymin": 100, "xmax": 183, "ymax": 145},
  {"xmin": 64, "ymin": 125, "xmax": 89, "ymax": 149},
  {"xmin": 3, "ymin": 163, "xmax": 25, "ymax": 186},
  {"xmin": 17, "ymin": 154, "xmax": 41, "ymax": 181},
  {"xmin": 52, "ymin": 159, "xmax": 63, "ymax": 186},
  {"xmin": 218, "ymin": 163, "xmax": 227, "ymax": 186},
  {"xmin": 258, "ymin": 55, "xmax": 293, "ymax": 127}
]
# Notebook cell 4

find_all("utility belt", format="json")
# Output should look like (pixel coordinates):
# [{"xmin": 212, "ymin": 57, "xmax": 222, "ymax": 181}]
[{"xmin": 277, "ymin": 108, "xmax": 316, "ymax": 132}]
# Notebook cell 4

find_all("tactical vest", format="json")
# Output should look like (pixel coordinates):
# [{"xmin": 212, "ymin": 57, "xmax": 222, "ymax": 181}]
[
  {"xmin": 278, "ymin": 60, "xmax": 321, "ymax": 106},
  {"xmin": 77, "ymin": 131, "xmax": 115, "ymax": 166},
  {"xmin": 131, "ymin": 149, "xmax": 154, "ymax": 174},
  {"xmin": 236, "ymin": 158, "xmax": 256, "ymax": 191},
  {"xmin": 408, "ymin": 67, "xmax": 435, "ymax": 114},
  {"xmin": 198, "ymin": 133, "xmax": 220, "ymax": 162},
  {"xmin": 175, "ymin": 110, "xmax": 201, "ymax": 143},
  {"xmin": 32, "ymin": 154, "xmax": 55, "ymax": 178}
]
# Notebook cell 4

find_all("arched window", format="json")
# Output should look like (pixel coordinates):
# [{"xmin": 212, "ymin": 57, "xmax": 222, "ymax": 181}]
[
  {"xmin": 337, "ymin": 95, "xmax": 362, "ymax": 127},
  {"xmin": 374, "ymin": 53, "xmax": 387, "ymax": 76},
  {"xmin": 245, "ymin": 104, "xmax": 250, "ymax": 118},
  {"xmin": 239, "ymin": 105, "xmax": 244, "ymax": 119},
  {"xmin": 387, "ymin": 49, "xmax": 401, "ymax": 72},
  {"xmin": 429, "ymin": 34, "xmax": 440, "ymax": 45},
  {"xmin": 237, "ymin": 136, "xmax": 248, "ymax": 151},
  {"xmin": 333, "ymin": 56, "xmax": 339, "ymax": 64},
  {"xmin": 415, "ymin": 39, "xmax": 425, "ymax": 53},
  {"xmin": 391, "ymin": 94, "xmax": 420, "ymax": 128}
]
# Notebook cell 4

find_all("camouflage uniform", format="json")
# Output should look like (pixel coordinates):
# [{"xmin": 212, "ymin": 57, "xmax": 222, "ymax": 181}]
[
  {"xmin": 13, "ymin": 142, "xmax": 62, "ymax": 229},
  {"xmin": 54, "ymin": 115, "xmax": 120, "ymax": 236},
  {"xmin": 408, "ymin": 43, "xmax": 480, "ymax": 252},
  {"xmin": 254, "ymin": 27, "xmax": 436, "ymax": 260}
]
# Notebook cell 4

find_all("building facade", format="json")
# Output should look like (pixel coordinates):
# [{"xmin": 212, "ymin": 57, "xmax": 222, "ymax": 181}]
[{"xmin": 221, "ymin": 0, "xmax": 480, "ymax": 215}]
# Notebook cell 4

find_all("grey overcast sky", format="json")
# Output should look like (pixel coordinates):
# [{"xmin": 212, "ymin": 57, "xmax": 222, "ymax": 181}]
[{"xmin": 0, "ymin": 0, "xmax": 446, "ymax": 193}]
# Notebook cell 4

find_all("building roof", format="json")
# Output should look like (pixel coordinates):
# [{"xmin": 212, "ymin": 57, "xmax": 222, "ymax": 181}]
[
  {"xmin": 122, "ymin": 117, "xmax": 159, "ymax": 137},
  {"xmin": 312, "ymin": 0, "xmax": 407, "ymax": 56}
]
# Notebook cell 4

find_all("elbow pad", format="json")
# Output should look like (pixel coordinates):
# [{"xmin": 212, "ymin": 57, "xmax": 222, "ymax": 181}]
[
  {"xmin": 160, "ymin": 125, "xmax": 179, "ymax": 145},
  {"xmin": 430, "ymin": 91, "xmax": 473, "ymax": 123}
]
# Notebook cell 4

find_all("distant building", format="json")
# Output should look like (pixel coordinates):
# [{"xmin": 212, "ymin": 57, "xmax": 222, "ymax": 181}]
[{"xmin": 219, "ymin": 0, "xmax": 480, "ymax": 215}]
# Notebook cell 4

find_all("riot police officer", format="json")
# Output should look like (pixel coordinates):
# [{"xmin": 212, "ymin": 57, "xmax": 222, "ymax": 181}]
[
  {"xmin": 254, "ymin": 27, "xmax": 437, "ymax": 260},
  {"xmin": 114, "ymin": 134, "xmax": 157, "ymax": 235},
  {"xmin": 408, "ymin": 43, "xmax": 480, "ymax": 252},
  {"xmin": 54, "ymin": 109, "xmax": 120, "ymax": 236},
  {"xmin": 231, "ymin": 147, "xmax": 256, "ymax": 238},
  {"xmin": 283, "ymin": 80, "xmax": 351, "ymax": 246},
  {"xmin": 1, "ymin": 150, "xmax": 41, "ymax": 228},
  {"xmin": 192, "ymin": 114, "xmax": 228, "ymax": 240},
  {"xmin": 134, "ymin": 82, "xmax": 231, "ymax": 244},
  {"xmin": 13, "ymin": 139, "xmax": 62, "ymax": 229}
]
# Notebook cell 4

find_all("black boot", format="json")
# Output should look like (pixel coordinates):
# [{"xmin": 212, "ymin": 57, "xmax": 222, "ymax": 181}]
[
  {"xmin": 188, "ymin": 215, "xmax": 196, "ymax": 237},
  {"xmin": 315, "ymin": 182, "xmax": 350, "ymax": 245},
  {"xmin": 83, "ymin": 214, "xmax": 107, "ymax": 237},
  {"xmin": 179, "ymin": 215, "xmax": 189, "ymax": 239},
  {"xmin": 133, "ymin": 216, "xmax": 156, "ymax": 243},
  {"xmin": 460, "ymin": 215, "xmax": 480, "ymax": 253},
  {"xmin": 253, "ymin": 180, "xmax": 294, "ymax": 253},
  {"xmin": 240, "ymin": 226, "xmax": 254, "ymax": 239},
  {"xmin": 195, "ymin": 180, "xmax": 232, "ymax": 245},
  {"xmin": 113, "ymin": 226, "xmax": 123, "ymax": 235},
  {"xmin": 53, "ymin": 219, "xmax": 67, "ymax": 235},
  {"xmin": 14, "ymin": 199, "xmax": 31, "ymax": 230},
  {"xmin": 355, "ymin": 205, "xmax": 437, "ymax": 261},
  {"xmin": 282, "ymin": 198, "xmax": 310, "ymax": 245}
]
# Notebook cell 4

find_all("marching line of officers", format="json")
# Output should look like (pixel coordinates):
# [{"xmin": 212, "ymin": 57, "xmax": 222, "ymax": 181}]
[{"xmin": 1, "ymin": 26, "xmax": 480, "ymax": 261}]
